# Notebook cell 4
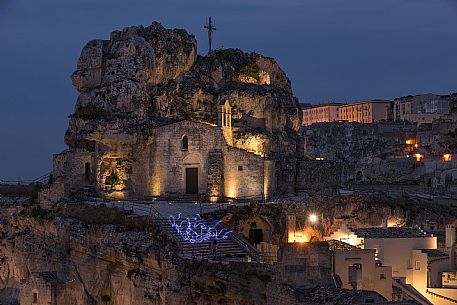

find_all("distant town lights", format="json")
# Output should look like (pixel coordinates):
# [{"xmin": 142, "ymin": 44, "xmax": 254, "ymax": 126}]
[{"xmin": 315, "ymin": 157, "xmax": 325, "ymax": 161}]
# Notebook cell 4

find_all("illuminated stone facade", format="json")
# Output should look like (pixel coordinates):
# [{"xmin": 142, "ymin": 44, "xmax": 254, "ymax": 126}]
[
  {"xmin": 302, "ymin": 103, "xmax": 342, "ymax": 126},
  {"xmin": 338, "ymin": 100, "xmax": 392, "ymax": 123},
  {"xmin": 39, "ymin": 22, "xmax": 306, "ymax": 204},
  {"xmin": 41, "ymin": 118, "xmax": 277, "ymax": 202}
]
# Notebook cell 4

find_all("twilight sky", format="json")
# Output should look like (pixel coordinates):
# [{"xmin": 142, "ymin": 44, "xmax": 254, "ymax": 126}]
[{"xmin": 1, "ymin": 0, "xmax": 457, "ymax": 180}]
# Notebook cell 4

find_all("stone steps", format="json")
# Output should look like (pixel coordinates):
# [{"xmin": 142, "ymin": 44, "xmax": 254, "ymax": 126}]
[{"xmin": 157, "ymin": 217, "xmax": 254, "ymax": 261}]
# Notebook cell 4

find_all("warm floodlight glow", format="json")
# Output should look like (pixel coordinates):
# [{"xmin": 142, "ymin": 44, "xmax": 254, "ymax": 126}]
[
  {"xmin": 309, "ymin": 214, "xmax": 318, "ymax": 223},
  {"xmin": 443, "ymin": 154, "xmax": 452, "ymax": 161},
  {"xmin": 288, "ymin": 232, "xmax": 309, "ymax": 243},
  {"xmin": 405, "ymin": 139, "xmax": 415, "ymax": 145},
  {"xmin": 414, "ymin": 153, "xmax": 423, "ymax": 162}
]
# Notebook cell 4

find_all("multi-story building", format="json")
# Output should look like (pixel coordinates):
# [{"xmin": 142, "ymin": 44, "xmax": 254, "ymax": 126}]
[
  {"xmin": 302, "ymin": 103, "xmax": 343, "ymax": 126},
  {"xmin": 394, "ymin": 93, "xmax": 451, "ymax": 124},
  {"xmin": 338, "ymin": 100, "xmax": 392, "ymax": 123},
  {"xmin": 328, "ymin": 225, "xmax": 457, "ymax": 305}
]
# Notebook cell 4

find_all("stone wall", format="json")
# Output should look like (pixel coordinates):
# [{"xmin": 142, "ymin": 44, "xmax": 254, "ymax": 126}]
[
  {"xmin": 20, "ymin": 272, "xmax": 57, "ymax": 305},
  {"xmin": 137, "ymin": 121, "xmax": 226, "ymax": 197},
  {"xmin": 296, "ymin": 160, "xmax": 342, "ymax": 191},
  {"xmin": 207, "ymin": 150, "xmax": 223, "ymax": 201},
  {"xmin": 277, "ymin": 242, "xmax": 332, "ymax": 289},
  {"xmin": 223, "ymin": 147, "xmax": 266, "ymax": 199},
  {"xmin": 130, "ymin": 120, "xmax": 272, "ymax": 200}
]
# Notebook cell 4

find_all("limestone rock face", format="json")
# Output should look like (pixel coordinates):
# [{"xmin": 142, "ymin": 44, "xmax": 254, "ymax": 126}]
[
  {"xmin": 0, "ymin": 205, "xmax": 311, "ymax": 305},
  {"xmin": 68, "ymin": 23, "xmax": 300, "ymax": 150},
  {"xmin": 71, "ymin": 22, "xmax": 197, "ymax": 116},
  {"xmin": 56, "ymin": 22, "xmax": 303, "ymax": 202}
]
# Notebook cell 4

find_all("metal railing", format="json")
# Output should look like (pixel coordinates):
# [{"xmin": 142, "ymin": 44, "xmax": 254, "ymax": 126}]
[{"xmin": 0, "ymin": 172, "xmax": 52, "ymax": 185}]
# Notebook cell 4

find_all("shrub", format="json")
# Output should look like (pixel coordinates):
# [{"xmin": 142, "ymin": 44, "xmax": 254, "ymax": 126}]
[
  {"xmin": 0, "ymin": 183, "xmax": 44, "ymax": 198},
  {"xmin": 238, "ymin": 61, "xmax": 260, "ymax": 81},
  {"xmin": 66, "ymin": 205, "xmax": 152, "ymax": 231},
  {"xmin": 70, "ymin": 104, "xmax": 109, "ymax": 120}
]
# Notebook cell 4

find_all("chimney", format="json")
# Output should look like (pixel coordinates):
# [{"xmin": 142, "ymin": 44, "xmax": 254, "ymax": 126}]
[{"xmin": 446, "ymin": 224, "xmax": 455, "ymax": 248}]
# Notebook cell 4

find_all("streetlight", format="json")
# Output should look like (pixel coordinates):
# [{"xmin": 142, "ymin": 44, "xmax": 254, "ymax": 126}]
[{"xmin": 309, "ymin": 213, "xmax": 318, "ymax": 223}]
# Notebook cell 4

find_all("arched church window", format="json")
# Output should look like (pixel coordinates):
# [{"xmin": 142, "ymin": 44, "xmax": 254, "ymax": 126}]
[{"xmin": 182, "ymin": 135, "xmax": 188, "ymax": 150}]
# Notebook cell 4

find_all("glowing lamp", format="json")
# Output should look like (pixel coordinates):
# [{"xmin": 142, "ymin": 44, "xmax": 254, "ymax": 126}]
[
  {"xmin": 443, "ymin": 154, "xmax": 452, "ymax": 161},
  {"xmin": 309, "ymin": 214, "xmax": 318, "ymax": 223},
  {"xmin": 405, "ymin": 139, "xmax": 415, "ymax": 145},
  {"xmin": 414, "ymin": 153, "xmax": 423, "ymax": 162}
]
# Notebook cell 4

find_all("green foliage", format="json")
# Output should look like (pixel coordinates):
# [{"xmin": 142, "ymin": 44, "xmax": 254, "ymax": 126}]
[
  {"xmin": 30, "ymin": 206, "xmax": 51, "ymax": 218},
  {"xmin": 105, "ymin": 173, "xmax": 120, "ymax": 186},
  {"xmin": 238, "ymin": 61, "xmax": 260, "ymax": 81},
  {"xmin": 212, "ymin": 49, "xmax": 229, "ymax": 60},
  {"xmin": 0, "ymin": 183, "xmax": 44, "ymax": 198},
  {"xmin": 66, "ymin": 206, "xmax": 152, "ymax": 230},
  {"xmin": 70, "ymin": 104, "xmax": 109, "ymax": 120}
]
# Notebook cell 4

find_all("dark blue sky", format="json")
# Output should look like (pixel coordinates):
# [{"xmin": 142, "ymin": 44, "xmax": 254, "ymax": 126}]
[{"xmin": 1, "ymin": 0, "xmax": 457, "ymax": 180}]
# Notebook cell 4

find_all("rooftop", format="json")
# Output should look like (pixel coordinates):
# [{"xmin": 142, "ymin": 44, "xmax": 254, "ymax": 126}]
[
  {"xmin": 351, "ymin": 227, "xmax": 433, "ymax": 239},
  {"xmin": 327, "ymin": 239, "xmax": 361, "ymax": 251},
  {"xmin": 297, "ymin": 287, "xmax": 386, "ymax": 304},
  {"xmin": 420, "ymin": 249, "xmax": 448, "ymax": 258},
  {"xmin": 302, "ymin": 102, "xmax": 346, "ymax": 109},
  {"xmin": 339, "ymin": 99, "xmax": 392, "ymax": 107}
]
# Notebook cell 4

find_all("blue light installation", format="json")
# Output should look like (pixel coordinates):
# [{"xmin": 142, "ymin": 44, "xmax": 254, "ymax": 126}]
[{"xmin": 168, "ymin": 213, "xmax": 233, "ymax": 243}]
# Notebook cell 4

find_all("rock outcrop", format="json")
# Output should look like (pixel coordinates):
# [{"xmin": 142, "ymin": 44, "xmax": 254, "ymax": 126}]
[
  {"xmin": 67, "ymin": 22, "xmax": 301, "ymax": 156},
  {"xmin": 0, "ymin": 203, "xmax": 313, "ymax": 305}
]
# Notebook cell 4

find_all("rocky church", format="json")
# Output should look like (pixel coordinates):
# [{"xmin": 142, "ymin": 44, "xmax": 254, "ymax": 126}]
[{"xmin": 39, "ymin": 22, "xmax": 339, "ymax": 204}]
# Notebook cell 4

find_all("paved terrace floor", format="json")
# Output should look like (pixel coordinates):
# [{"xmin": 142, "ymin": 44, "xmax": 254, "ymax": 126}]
[{"xmin": 91, "ymin": 199, "xmax": 248, "ymax": 219}]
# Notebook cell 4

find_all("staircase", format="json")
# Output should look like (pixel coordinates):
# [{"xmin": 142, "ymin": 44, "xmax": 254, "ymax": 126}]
[
  {"xmin": 158, "ymin": 212, "xmax": 260, "ymax": 262},
  {"xmin": 105, "ymin": 201, "xmax": 261, "ymax": 262},
  {"xmin": 392, "ymin": 278, "xmax": 433, "ymax": 305}
]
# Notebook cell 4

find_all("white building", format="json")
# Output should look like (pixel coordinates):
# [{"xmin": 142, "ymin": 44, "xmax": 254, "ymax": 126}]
[{"xmin": 327, "ymin": 225, "xmax": 457, "ymax": 304}]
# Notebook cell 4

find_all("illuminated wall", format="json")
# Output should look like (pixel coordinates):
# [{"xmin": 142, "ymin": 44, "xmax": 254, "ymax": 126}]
[
  {"xmin": 223, "ymin": 147, "xmax": 265, "ymax": 199},
  {"xmin": 333, "ymin": 249, "xmax": 392, "ymax": 300}
]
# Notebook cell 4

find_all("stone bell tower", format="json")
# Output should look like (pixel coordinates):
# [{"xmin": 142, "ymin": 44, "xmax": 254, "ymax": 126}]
[{"xmin": 218, "ymin": 99, "xmax": 233, "ymax": 145}]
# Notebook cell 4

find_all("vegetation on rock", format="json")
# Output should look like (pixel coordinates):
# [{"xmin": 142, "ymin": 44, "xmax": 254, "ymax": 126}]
[
  {"xmin": 238, "ymin": 61, "xmax": 260, "ymax": 81},
  {"xmin": 70, "ymin": 104, "xmax": 109, "ymax": 120}
]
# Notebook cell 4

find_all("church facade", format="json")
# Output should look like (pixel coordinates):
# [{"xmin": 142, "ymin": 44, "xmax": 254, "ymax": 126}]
[{"xmin": 39, "ymin": 101, "xmax": 277, "ymax": 203}]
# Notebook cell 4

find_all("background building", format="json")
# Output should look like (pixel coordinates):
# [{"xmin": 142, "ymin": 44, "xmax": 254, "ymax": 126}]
[
  {"xmin": 394, "ymin": 93, "xmax": 451, "ymax": 124},
  {"xmin": 338, "ymin": 100, "xmax": 392, "ymax": 123},
  {"xmin": 302, "ymin": 103, "xmax": 343, "ymax": 126}
]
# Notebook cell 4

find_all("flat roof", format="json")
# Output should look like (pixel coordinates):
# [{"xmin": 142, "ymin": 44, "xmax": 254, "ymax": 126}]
[
  {"xmin": 302, "ymin": 102, "xmax": 346, "ymax": 109},
  {"xmin": 339, "ymin": 100, "xmax": 392, "ymax": 107},
  {"xmin": 351, "ymin": 227, "xmax": 433, "ymax": 239}
]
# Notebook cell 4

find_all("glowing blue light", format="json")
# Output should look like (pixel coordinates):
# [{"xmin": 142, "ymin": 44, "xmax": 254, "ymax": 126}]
[{"xmin": 168, "ymin": 213, "xmax": 233, "ymax": 243}]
